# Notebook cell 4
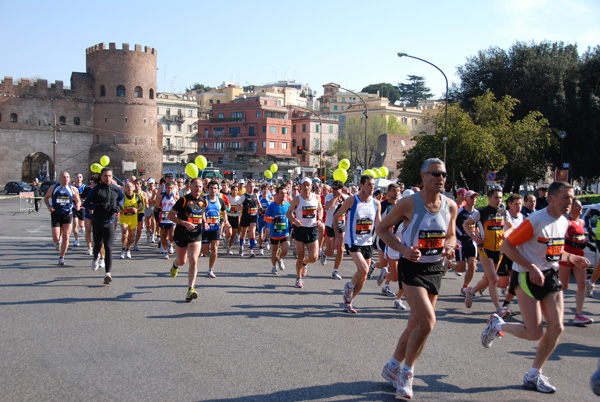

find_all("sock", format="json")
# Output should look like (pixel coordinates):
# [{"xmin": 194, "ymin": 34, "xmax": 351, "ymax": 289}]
[
  {"xmin": 240, "ymin": 239, "xmax": 245, "ymax": 247},
  {"xmin": 249, "ymin": 238, "xmax": 256, "ymax": 249},
  {"xmin": 333, "ymin": 269, "xmax": 339, "ymax": 273},
  {"xmin": 402, "ymin": 364, "xmax": 413, "ymax": 375},
  {"xmin": 387, "ymin": 357, "xmax": 401, "ymax": 370},
  {"xmin": 347, "ymin": 282, "xmax": 354, "ymax": 290},
  {"xmin": 527, "ymin": 367, "xmax": 540, "ymax": 377},
  {"xmin": 495, "ymin": 321, "xmax": 504, "ymax": 332},
  {"xmin": 172, "ymin": 263, "xmax": 178, "ymax": 269},
  {"xmin": 503, "ymin": 300, "xmax": 510, "ymax": 307}
]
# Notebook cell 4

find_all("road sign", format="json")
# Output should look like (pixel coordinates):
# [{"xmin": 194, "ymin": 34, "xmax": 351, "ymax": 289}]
[
  {"xmin": 486, "ymin": 171, "xmax": 496, "ymax": 181},
  {"xmin": 487, "ymin": 181, "xmax": 497, "ymax": 186}
]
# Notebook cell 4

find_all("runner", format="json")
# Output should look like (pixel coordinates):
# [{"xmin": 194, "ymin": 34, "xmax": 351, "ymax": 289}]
[
  {"xmin": 372, "ymin": 183, "xmax": 401, "ymax": 297},
  {"xmin": 201, "ymin": 180, "xmax": 228, "ymax": 278},
  {"xmin": 82, "ymin": 168, "xmax": 124, "ymax": 284},
  {"xmin": 334, "ymin": 174, "xmax": 381, "ymax": 313},
  {"xmin": 167, "ymin": 178, "xmax": 207, "ymax": 302},
  {"xmin": 119, "ymin": 181, "xmax": 143, "ymax": 259},
  {"xmin": 482, "ymin": 181, "xmax": 589, "ymax": 394},
  {"xmin": 257, "ymin": 183, "xmax": 272, "ymax": 255},
  {"xmin": 378, "ymin": 158, "xmax": 456, "ymax": 399},
  {"xmin": 156, "ymin": 182, "xmax": 177, "ymax": 259},
  {"xmin": 144, "ymin": 178, "xmax": 157, "ymax": 243},
  {"xmin": 451, "ymin": 190, "xmax": 479, "ymax": 296},
  {"xmin": 81, "ymin": 176, "xmax": 97, "ymax": 255},
  {"xmin": 286, "ymin": 178, "xmax": 324, "ymax": 288},
  {"xmin": 264, "ymin": 185, "xmax": 291, "ymax": 275},
  {"xmin": 72, "ymin": 172, "xmax": 86, "ymax": 247},
  {"xmin": 237, "ymin": 181, "xmax": 259, "ymax": 257},
  {"xmin": 131, "ymin": 179, "xmax": 148, "ymax": 251},
  {"xmin": 322, "ymin": 180, "xmax": 349, "ymax": 279},
  {"xmin": 43, "ymin": 171, "xmax": 82, "ymax": 265},
  {"xmin": 225, "ymin": 185, "xmax": 241, "ymax": 255}
]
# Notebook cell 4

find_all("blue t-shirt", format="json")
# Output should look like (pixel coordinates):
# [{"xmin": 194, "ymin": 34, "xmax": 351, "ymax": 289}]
[{"xmin": 265, "ymin": 201, "xmax": 290, "ymax": 239}]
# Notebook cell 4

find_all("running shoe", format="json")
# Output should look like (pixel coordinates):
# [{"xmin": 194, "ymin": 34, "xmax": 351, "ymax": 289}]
[
  {"xmin": 574, "ymin": 314, "xmax": 594, "ymax": 326},
  {"xmin": 207, "ymin": 269, "xmax": 216, "ymax": 278},
  {"xmin": 500, "ymin": 287, "xmax": 508, "ymax": 296},
  {"xmin": 586, "ymin": 280, "xmax": 595, "ymax": 298},
  {"xmin": 168, "ymin": 244, "xmax": 175, "ymax": 254},
  {"xmin": 381, "ymin": 363, "xmax": 399, "ymax": 387},
  {"xmin": 132, "ymin": 244, "xmax": 139, "ymax": 252},
  {"xmin": 504, "ymin": 305, "xmax": 518, "ymax": 316},
  {"xmin": 58, "ymin": 257, "xmax": 65, "ymax": 266},
  {"xmin": 460, "ymin": 287, "xmax": 468, "ymax": 297},
  {"xmin": 163, "ymin": 254, "xmax": 169, "ymax": 260},
  {"xmin": 170, "ymin": 264, "xmax": 178, "ymax": 278},
  {"xmin": 91, "ymin": 258, "xmax": 99, "ymax": 271},
  {"xmin": 266, "ymin": 243, "xmax": 271, "ymax": 251},
  {"xmin": 332, "ymin": 271, "xmax": 342, "ymax": 280},
  {"xmin": 276, "ymin": 258, "xmax": 285, "ymax": 271},
  {"xmin": 120, "ymin": 250, "xmax": 126, "ymax": 259},
  {"xmin": 295, "ymin": 278, "xmax": 303, "ymax": 288},
  {"xmin": 301, "ymin": 264, "xmax": 307, "ymax": 277},
  {"xmin": 239, "ymin": 245, "xmax": 244, "ymax": 257},
  {"xmin": 227, "ymin": 247, "xmax": 233, "ymax": 255},
  {"xmin": 159, "ymin": 245, "xmax": 165, "ymax": 254},
  {"xmin": 99, "ymin": 259, "xmax": 105, "ymax": 268},
  {"xmin": 343, "ymin": 282, "xmax": 353, "ymax": 303},
  {"xmin": 104, "ymin": 273, "xmax": 112, "ymax": 285},
  {"xmin": 367, "ymin": 261, "xmax": 375, "ymax": 279},
  {"xmin": 454, "ymin": 270, "xmax": 463, "ymax": 277},
  {"xmin": 151, "ymin": 235, "xmax": 156, "ymax": 243},
  {"xmin": 249, "ymin": 250, "xmax": 256, "ymax": 258},
  {"xmin": 319, "ymin": 251, "xmax": 327, "ymax": 265},
  {"xmin": 465, "ymin": 287, "xmax": 475, "ymax": 308},
  {"xmin": 343, "ymin": 302, "xmax": 357, "ymax": 314},
  {"xmin": 396, "ymin": 371, "xmax": 414, "ymax": 399},
  {"xmin": 497, "ymin": 305, "xmax": 511, "ymax": 320},
  {"xmin": 481, "ymin": 313, "xmax": 505, "ymax": 348},
  {"xmin": 185, "ymin": 287, "xmax": 198, "ymax": 302},
  {"xmin": 591, "ymin": 365, "xmax": 600, "ymax": 396},
  {"xmin": 377, "ymin": 267, "xmax": 388, "ymax": 286},
  {"xmin": 54, "ymin": 241, "xmax": 61, "ymax": 251},
  {"xmin": 87, "ymin": 247, "xmax": 93, "ymax": 255},
  {"xmin": 523, "ymin": 371, "xmax": 556, "ymax": 393},
  {"xmin": 382, "ymin": 285, "xmax": 397, "ymax": 297},
  {"xmin": 126, "ymin": 250, "xmax": 131, "ymax": 259},
  {"xmin": 394, "ymin": 299, "xmax": 407, "ymax": 310},
  {"xmin": 73, "ymin": 240, "xmax": 79, "ymax": 247},
  {"xmin": 271, "ymin": 266, "xmax": 278, "ymax": 275},
  {"xmin": 259, "ymin": 248, "xmax": 264, "ymax": 256}
]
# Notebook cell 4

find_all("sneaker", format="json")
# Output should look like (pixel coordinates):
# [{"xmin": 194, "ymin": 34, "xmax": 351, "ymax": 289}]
[
  {"xmin": 332, "ymin": 271, "xmax": 342, "ymax": 280},
  {"xmin": 54, "ymin": 241, "xmax": 61, "ymax": 251},
  {"xmin": 454, "ymin": 270, "xmax": 463, "ymax": 277},
  {"xmin": 159, "ymin": 245, "xmax": 165, "ymax": 254},
  {"xmin": 587, "ymin": 280, "xmax": 595, "ymax": 298},
  {"xmin": 185, "ymin": 287, "xmax": 198, "ymax": 302},
  {"xmin": 126, "ymin": 249, "xmax": 131, "ymax": 259},
  {"xmin": 266, "ymin": 243, "xmax": 271, "ymax": 251},
  {"xmin": 465, "ymin": 287, "xmax": 475, "ymax": 308},
  {"xmin": 367, "ymin": 261, "xmax": 375, "ymax": 279},
  {"xmin": 170, "ymin": 265, "xmax": 178, "ymax": 278},
  {"xmin": 396, "ymin": 371, "xmax": 414, "ymax": 399},
  {"xmin": 272, "ymin": 266, "xmax": 278, "ymax": 275},
  {"xmin": 207, "ymin": 269, "xmax": 216, "ymax": 278},
  {"xmin": 394, "ymin": 299, "xmax": 407, "ymax": 310},
  {"xmin": 104, "ymin": 274, "xmax": 112, "ymax": 285},
  {"xmin": 481, "ymin": 313, "xmax": 505, "ymax": 348},
  {"xmin": 382, "ymin": 285, "xmax": 397, "ymax": 297},
  {"xmin": 87, "ymin": 247, "xmax": 93, "ymax": 255},
  {"xmin": 163, "ymin": 254, "xmax": 169, "ymax": 260},
  {"xmin": 168, "ymin": 244, "xmax": 175, "ymax": 254},
  {"xmin": 73, "ymin": 240, "xmax": 79, "ymax": 247},
  {"xmin": 381, "ymin": 363, "xmax": 400, "ymax": 387},
  {"xmin": 301, "ymin": 264, "xmax": 307, "ymax": 277},
  {"xmin": 227, "ymin": 247, "xmax": 233, "ymax": 255},
  {"xmin": 500, "ymin": 287, "xmax": 508, "ymax": 296},
  {"xmin": 295, "ymin": 278, "xmax": 303, "ymax": 288},
  {"xmin": 497, "ymin": 305, "xmax": 511, "ymax": 320},
  {"xmin": 120, "ymin": 250, "xmax": 126, "ymax": 259},
  {"xmin": 377, "ymin": 267, "xmax": 388, "ymax": 286},
  {"xmin": 151, "ymin": 235, "xmax": 156, "ymax": 243},
  {"xmin": 239, "ymin": 246, "xmax": 244, "ymax": 257},
  {"xmin": 591, "ymin": 367, "xmax": 600, "ymax": 396},
  {"xmin": 460, "ymin": 287, "xmax": 468, "ymax": 297},
  {"xmin": 504, "ymin": 305, "xmax": 518, "ymax": 316},
  {"xmin": 91, "ymin": 258, "xmax": 99, "ymax": 271},
  {"xmin": 574, "ymin": 314, "xmax": 594, "ymax": 326},
  {"xmin": 319, "ymin": 251, "xmax": 327, "ymax": 265},
  {"xmin": 343, "ymin": 282, "xmax": 353, "ymax": 303},
  {"xmin": 58, "ymin": 257, "xmax": 65, "ymax": 266},
  {"xmin": 132, "ymin": 244, "xmax": 139, "ymax": 251},
  {"xmin": 276, "ymin": 258, "xmax": 285, "ymax": 271},
  {"xmin": 249, "ymin": 250, "xmax": 256, "ymax": 258},
  {"xmin": 343, "ymin": 302, "xmax": 357, "ymax": 314},
  {"xmin": 99, "ymin": 259, "xmax": 105, "ymax": 268},
  {"xmin": 523, "ymin": 371, "xmax": 556, "ymax": 393},
  {"xmin": 146, "ymin": 233, "xmax": 151, "ymax": 243},
  {"xmin": 259, "ymin": 248, "xmax": 264, "ymax": 256}
]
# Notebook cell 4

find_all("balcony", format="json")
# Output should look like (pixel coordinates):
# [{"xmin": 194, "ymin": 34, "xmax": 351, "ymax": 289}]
[
  {"xmin": 163, "ymin": 144, "xmax": 185, "ymax": 153},
  {"xmin": 164, "ymin": 114, "xmax": 185, "ymax": 123}
]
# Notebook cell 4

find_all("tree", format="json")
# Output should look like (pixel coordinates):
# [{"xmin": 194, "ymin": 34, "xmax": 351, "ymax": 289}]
[
  {"xmin": 361, "ymin": 83, "xmax": 400, "ymax": 104},
  {"xmin": 185, "ymin": 83, "xmax": 212, "ymax": 93},
  {"xmin": 397, "ymin": 75, "xmax": 433, "ymax": 106}
]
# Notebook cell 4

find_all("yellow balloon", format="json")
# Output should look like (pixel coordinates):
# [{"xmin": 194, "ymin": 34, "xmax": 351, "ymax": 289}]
[
  {"xmin": 195, "ymin": 155, "xmax": 207, "ymax": 170},
  {"xmin": 333, "ymin": 168, "xmax": 348, "ymax": 182},
  {"xmin": 363, "ymin": 169, "xmax": 376, "ymax": 178},
  {"xmin": 185, "ymin": 163, "xmax": 199, "ymax": 178},
  {"xmin": 270, "ymin": 163, "xmax": 278, "ymax": 173},
  {"xmin": 371, "ymin": 168, "xmax": 381, "ymax": 178},
  {"xmin": 264, "ymin": 170, "xmax": 273, "ymax": 179},
  {"xmin": 100, "ymin": 155, "xmax": 110, "ymax": 167},
  {"xmin": 91, "ymin": 163, "xmax": 103, "ymax": 173},
  {"xmin": 339, "ymin": 159, "xmax": 350, "ymax": 170},
  {"xmin": 379, "ymin": 166, "xmax": 389, "ymax": 178}
]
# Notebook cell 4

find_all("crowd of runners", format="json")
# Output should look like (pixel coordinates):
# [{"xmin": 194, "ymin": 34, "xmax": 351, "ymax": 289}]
[{"xmin": 42, "ymin": 157, "xmax": 600, "ymax": 399}]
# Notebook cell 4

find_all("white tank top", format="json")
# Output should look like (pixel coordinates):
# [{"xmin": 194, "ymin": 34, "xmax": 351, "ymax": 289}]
[
  {"xmin": 345, "ymin": 195, "xmax": 377, "ymax": 246},
  {"xmin": 227, "ymin": 194, "xmax": 241, "ymax": 216},
  {"xmin": 160, "ymin": 193, "xmax": 176, "ymax": 224},
  {"xmin": 295, "ymin": 193, "xmax": 319, "ymax": 228}
]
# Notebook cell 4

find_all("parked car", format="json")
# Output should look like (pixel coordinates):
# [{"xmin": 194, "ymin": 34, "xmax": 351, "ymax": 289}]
[
  {"xmin": 40, "ymin": 180, "xmax": 60, "ymax": 196},
  {"xmin": 4, "ymin": 181, "xmax": 33, "ymax": 194}
]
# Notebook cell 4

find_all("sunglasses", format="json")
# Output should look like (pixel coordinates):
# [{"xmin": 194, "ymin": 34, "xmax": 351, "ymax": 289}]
[{"xmin": 426, "ymin": 170, "xmax": 447, "ymax": 178}]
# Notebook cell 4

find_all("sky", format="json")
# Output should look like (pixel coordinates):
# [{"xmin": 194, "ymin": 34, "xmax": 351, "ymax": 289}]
[{"xmin": 1, "ymin": 0, "xmax": 598, "ymax": 99}]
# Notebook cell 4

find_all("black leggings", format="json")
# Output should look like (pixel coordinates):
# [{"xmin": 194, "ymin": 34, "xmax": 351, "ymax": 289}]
[{"xmin": 93, "ymin": 221, "xmax": 115, "ymax": 273}]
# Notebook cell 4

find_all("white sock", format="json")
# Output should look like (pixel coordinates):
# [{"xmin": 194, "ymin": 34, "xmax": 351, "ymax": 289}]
[
  {"xmin": 402, "ymin": 364, "xmax": 413, "ymax": 375},
  {"xmin": 495, "ymin": 322, "xmax": 504, "ymax": 332},
  {"xmin": 527, "ymin": 367, "xmax": 540, "ymax": 377},
  {"xmin": 387, "ymin": 357, "xmax": 401, "ymax": 370}
]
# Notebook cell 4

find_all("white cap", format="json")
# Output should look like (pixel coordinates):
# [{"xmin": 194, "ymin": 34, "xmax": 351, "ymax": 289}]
[
  {"xmin": 147, "ymin": 178, "xmax": 155, "ymax": 184},
  {"xmin": 301, "ymin": 177, "xmax": 312, "ymax": 186},
  {"xmin": 239, "ymin": 179, "xmax": 245, "ymax": 184},
  {"xmin": 402, "ymin": 189, "xmax": 414, "ymax": 197}
]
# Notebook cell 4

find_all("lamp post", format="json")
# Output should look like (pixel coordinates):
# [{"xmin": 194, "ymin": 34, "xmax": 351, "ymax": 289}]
[
  {"xmin": 558, "ymin": 131, "xmax": 567, "ymax": 167},
  {"xmin": 330, "ymin": 83, "xmax": 368, "ymax": 171},
  {"xmin": 397, "ymin": 52, "xmax": 448, "ymax": 164},
  {"xmin": 48, "ymin": 114, "xmax": 61, "ymax": 181},
  {"xmin": 289, "ymin": 105, "xmax": 324, "ymax": 179}
]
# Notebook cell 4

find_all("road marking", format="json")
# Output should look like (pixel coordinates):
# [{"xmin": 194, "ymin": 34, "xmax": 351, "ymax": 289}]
[{"xmin": 26, "ymin": 226, "xmax": 46, "ymax": 233}]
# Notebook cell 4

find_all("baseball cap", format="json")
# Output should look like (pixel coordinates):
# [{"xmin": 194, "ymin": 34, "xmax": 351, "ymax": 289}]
[
  {"xmin": 301, "ymin": 177, "xmax": 312, "ymax": 186},
  {"xmin": 239, "ymin": 179, "xmax": 245, "ymax": 184},
  {"xmin": 147, "ymin": 178, "xmax": 155, "ymax": 184},
  {"xmin": 465, "ymin": 190, "xmax": 479, "ymax": 198}
]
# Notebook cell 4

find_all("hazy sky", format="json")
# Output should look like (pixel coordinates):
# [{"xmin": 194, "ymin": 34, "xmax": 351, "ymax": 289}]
[{"xmin": 1, "ymin": 0, "xmax": 598, "ymax": 98}]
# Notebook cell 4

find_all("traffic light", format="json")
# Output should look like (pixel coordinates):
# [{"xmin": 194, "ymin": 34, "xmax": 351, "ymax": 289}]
[
  {"xmin": 139, "ymin": 169, "xmax": 145, "ymax": 176},
  {"xmin": 133, "ymin": 169, "xmax": 138, "ymax": 176},
  {"xmin": 321, "ymin": 175, "xmax": 325, "ymax": 182},
  {"xmin": 297, "ymin": 146, "xmax": 303, "ymax": 154}
]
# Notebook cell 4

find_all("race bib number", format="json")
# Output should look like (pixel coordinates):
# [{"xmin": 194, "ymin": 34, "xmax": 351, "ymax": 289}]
[
  {"xmin": 230, "ymin": 205, "xmax": 237, "ymax": 212},
  {"xmin": 302, "ymin": 206, "xmax": 316, "ymax": 219},
  {"xmin": 572, "ymin": 234, "xmax": 585, "ymax": 243},
  {"xmin": 57, "ymin": 196, "xmax": 71, "ymax": 205},
  {"xmin": 418, "ymin": 230, "xmax": 445, "ymax": 255},
  {"xmin": 123, "ymin": 207, "xmax": 137, "ymax": 216},
  {"xmin": 187, "ymin": 207, "xmax": 203, "ymax": 225},
  {"xmin": 273, "ymin": 216, "xmax": 287, "ymax": 234},
  {"xmin": 542, "ymin": 237, "xmax": 564, "ymax": 261},
  {"xmin": 206, "ymin": 211, "xmax": 220, "ymax": 228},
  {"xmin": 487, "ymin": 216, "xmax": 504, "ymax": 231},
  {"xmin": 248, "ymin": 207, "xmax": 258, "ymax": 216},
  {"xmin": 161, "ymin": 211, "xmax": 170, "ymax": 220},
  {"xmin": 355, "ymin": 218, "xmax": 373, "ymax": 235}
]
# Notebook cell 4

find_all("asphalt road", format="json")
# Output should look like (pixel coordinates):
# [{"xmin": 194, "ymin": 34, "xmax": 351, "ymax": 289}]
[{"xmin": 1, "ymin": 196, "xmax": 599, "ymax": 401}]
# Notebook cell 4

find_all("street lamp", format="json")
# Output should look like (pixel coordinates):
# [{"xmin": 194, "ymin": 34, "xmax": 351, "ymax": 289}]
[
  {"xmin": 48, "ymin": 114, "xmax": 61, "ymax": 181},
  {"xmin": 558, "ymin": 131, "xmax": 567, "ymax": 167},
  {"xmin": 397, "ymin": 52, "xmax": 449, "ymax": 164},
  {"xmin": 330, "ymin": 83, "xmax": 368, "ymax": 171},
  {"xmin": 289, "ymin": 105, "xmax": 324, "ymax": 179}
]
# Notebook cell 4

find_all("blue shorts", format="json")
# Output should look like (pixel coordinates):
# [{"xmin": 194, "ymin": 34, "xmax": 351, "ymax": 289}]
[{"xmin": 257, "ymin": 218, "xmax": 266, "ymax": 234}]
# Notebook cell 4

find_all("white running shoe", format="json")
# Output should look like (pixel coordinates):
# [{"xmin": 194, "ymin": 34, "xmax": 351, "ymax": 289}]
[
  {"xmin": 523, "ymin": 371, "xmax": 556, "ymax": 393},
  {"xmin": 159, "ymin": 245, "xmax": 165, "ymax": 254},
  {"xmin": 163, "ymin": 254, "xmax": 169, "ymax": 260},
  {"xmin": 169, "ymin": 244, "xmax": 175, "ymax": 254},
  {"xmin": 332, "ymin": 271, "xmax": 342, "ymax": 280},
  {"xmin": 319, "ymin": 251, "xmax": 327, "ymax": 265},
  {"xmin": 343, "ymin": 302, "xmax": 357, "ymax": 314},
  {"xmin": 382, "ymin": 285, "xmax": 397, "ymax": 297},
  {"xmin": 239, "ymin": 246, "xmax": 244, "ymax": 257},
  {"xmin": 301, "ymin": 264, "xmax": 307, "ymax": 277},
  {"xmin": 481, "ymin": 313, "xmax": 505, "ymax": 348},
  {"xmin": 58, "ymin": 257, "xmax": 65, "ymax": 266},
  {"xmin": 271, "ymin": 266, "xmax": 278, "ymax": 275},
  {"xmin": 343, "ymin": 282, "xmax": 353, "ymax": 303},
  {"xmin": 227, "ymin": 247, "xmax": 233, "ymax": 255},
  {"xmin": 587, "ymin": 280, "xmax": 595, "ymax": 298},
  {"xmin": 249, "ymin": 250, "xmax": 256, "ymax": 258},
  {"xmin": 73, "ymin": 240, "xmax": 79, "ymax": 247},
  {"xmin": 259, "ymin": 248, "xmax": 264, "ymax": 256},
  {"xmin": 277, "ymin": 258, "xmax": 285, "ymax": 271},
  {"xmin": 381, "ymin": 363, "xmax": 399, "ymax": 387},
  {"xmin": 91, "ymin": 258, "xmax": 99, "ymax": 271},
  {"xmin": 132, "ymin": 244, "xmax": 139, "ymax": 251},
  {"xmin": 396, "ymin": 371, "xmax": 414, "ymax": 399},
  {"xmin": 87, "ymin": 247, "xmax": 93, "ymax": 255},
  {"xmin": 120, "ymin": 250, "xmax": 126, "ymax": 259},
  {"xmin": 54, "ymin": 241, "xmax": 61, "ymax": 251},
  {"xmin": 126, "ymin": 250, "xmax": 132, "ymax": 259},
  {"xmin": 99, "ymin": 259, "xmax": 105, "ymax": 268},
  {"xmin": 377, "ymin": 267, "xmax": 388, "ymax": 286},
  {"xmin": 394, "ymin": 299, "xmax": 407, "ymax": 310},
  {"xmin": 266, "ymin": 243, "xmax": 271, "ymax": 251},
  {"xmin": 207, "ymin": 269, "xmax": 216, "ymax": 278},
  {"xmin": 574, "ymin": 314, "xmax": 594, "ymax": 326}
]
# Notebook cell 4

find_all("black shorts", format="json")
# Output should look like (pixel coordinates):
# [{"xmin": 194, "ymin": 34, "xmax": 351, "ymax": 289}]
[
  {"xmin": 137, "ymin": 213, "xmax": 143, "ymax": 223},
  {"xmin": 398, "ymin": 258, "xmax": 444, "ymax": 295},
  {"xmin": 228, "ymin": 215, "xmax": 239, "ymax": 229},
  {"xmin": 270, "ymin": 236, "xmax": 289, "ymax": 245},
  {"xmin": 377, "ymin": 237, "xmax": 387, "ymax": 253},
  {"xmin": 345, "ymin": 244, "xmax": 373, "ymax": 260},
  {"xmin": 174, "ymin": 226, "xmax": 202, "ymax": 248},
  {"xmin": 497, "ymin": 255, "xmax": 513, "ymax": 277},
  {"xmin": 293, "ymin": 226, "xmax": 318, "ymax": 244},
  {"xmin": 510, "ymin": 268, "xmax": 562, "ymax": 301},
  {"xmin": 479, "ymin": 247, "xmax": 503, "ymax": 265},
  {"xmin": 240, "ymin": 213, "xmax": 258, "ymax": 227},
  {"xmin": 51, "ymin": 212, "xmax": 73, "ymax": 227},
  {"xmin": 325, "ymin": 224, "xmax": 344, "ymax": 238},
  {"xmin": 73, "ymin": 208, "xmax": 84, "ymax": 220},
  {"xmin": 456, "ymin": 239, "xmax": 477, "ymax": 261},
  {"xmin": 201, "ymin": 229, "xmax": 220, "ymax": 244}
]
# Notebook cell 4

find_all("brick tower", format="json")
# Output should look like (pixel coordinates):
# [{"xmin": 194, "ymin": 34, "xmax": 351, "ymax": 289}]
[{"xmin": 86, "ymin": 42, "xmax": 162, "ymax": 180}]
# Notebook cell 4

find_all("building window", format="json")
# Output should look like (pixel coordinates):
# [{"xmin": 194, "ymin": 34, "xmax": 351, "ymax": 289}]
[
  {"xmin": 231, "ymin": 112, "xmax": 243, "ymax": 119},
  {"xmin": 166, "ymin": 108, "xmax": 171, "ymax": 116},
  {"xmin": 302, "ymin": 154, "xmax": 305, "ymax": 162},
  {"xmin": 292, "ymin": 125, "xmax": 296, "ymax": 133},
  {"xmin": 177, "ymin": 124, "xmax": 182, "ymax": 132},
  {"xmin": 282, "ymin": 142, "xmax": 288, "ymax": 149},
  {"xmin": 262, "ymin": 126, "xmax": 266, "ymax": 133},
  {"xmin": 329, "ymin": 125, "xmax": 333, "ymax": 133},
  {"xmin": 116, "ymin": 85, "xmax": 126, "ymax": 97},
  {"xmin": 315, "ymin": 139, "xmax": 320, "ymax": 149},
  {"xmin": 229, "ymin": 127, "xmax": 241, "ymax": 136},
  {"xmin": 204, "ymin": 128, "xmax": 209, "ymax": 138},
  {"xmin": 166, "ymin": 123, "xmax": 171, "ymax": 132},
  {"xmin": 177, "ymin": 109, "xmax": 182, "ymax": 116},
  {"xmin": 316, "ymin": 124, "xmax": 319, "ymax": 133},
  {"xmin": 292, "ymin": 139, "xmax": 296, "ymax": 147},
  {"xmin": 104, "ymin": 116, "xmax": 107, "ymax": 122},
  {"xmin": 230, "ymin": 141, "xmax": 240, "ymax": 149},
  {"xmin": 188, "ymin": 125, "xmax": 192, "ymax": 133},
  {"xmin": 10, "ymin": 113, "xmax": 18, "ymax": 122},
  {"xmin": 135, "ymin": 86, "xmax": 143, "ymax": 98},
  {"xmin": 248, "ymin": 141, "xmax": 256, "ymax": 151},
  {"xmin": 342, "ymin": 97, "xmax": 345, "ymax": 102},
  {"xmin": 95, "ymin": 135, "xmax": 100, "ymax": 144},
  {"xmin": 256, "ymin": 111, "xmax": 261, "ymax": 118},
  {"xmin": 249, "ymin": 126, "xmax": 255, "ymax": 136},
  {"xmin": 269, "ymin": 141, "xmax": 276, "ymax": 149},
  {"xmin": 402, "ymin": 117, "xmax": 407, "ymax": 124},
  {"xmin": 282, "ymin": 127, "xmax": 288, "ymax": 134},
  {"xmin": 334, "ymin": 105, "xmax": 338, "ymax": 111},
  {"xmin": 341, "ymin": 106, "xmax": 344, "ymax": 111},
  {"xmin": 100, "ymin": 86, "xmax": 106, "ymax": 97},
  {"xmin": 214, "ymin": 127, "xmax": 224, "ymax": 137},
  {"xmin": 177, "ymin": 138, "xmax": 183, "ymax": 150},
  {"xmin": 218, "ymin": 113, "xmax": 224, "ymax": 119},
  {"xmin": 270, "ymin": 126, "xmax": 276, "ymax": 134},
  {"xmin": 124, "ymin": 117, "xmax": 128, "ymax": 123},
  {"xmin": 302, "ymin": 124, "xmax": 306, "ymax": 132},
  {"xmin": 144, "ymin": 118, "xmax": 147, "ymax": 124},
  {"xmin": 302, "ymin": 138, "xmax": 306, "ymax": 147},
  {"xmin": 59, "ymin": 116, "xmax": 66, "ymax": 125},
  {"xmin": 262, "ymin": 141, "xmax": 266, "ymax": 148}
]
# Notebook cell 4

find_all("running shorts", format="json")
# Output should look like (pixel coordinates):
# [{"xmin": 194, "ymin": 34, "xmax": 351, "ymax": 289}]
[
  {"xmin": 510, "ymin": 268, "xmax": 562, "ymax": 301},
  {"xmin": 399, "ymin": 258, "xmax": 444, "ymax": 295},
  {"xmin": 292, "ymin": 226, "xmax": 318, "ymax": 244},
  {"xmin": 51, "ymin": 212, "xmax": 73, "ymax": 227},
  {"xmin": 174, "ymin": 226, "xmax": 202, "ymax": 248}
]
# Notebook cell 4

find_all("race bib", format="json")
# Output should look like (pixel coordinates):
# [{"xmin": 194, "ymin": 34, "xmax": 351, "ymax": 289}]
[
  {"xmin": 206, "ymin": 210, "xmax": 220, "ymax": 228},
  {"xmin": 123, "ymin": 207, "xmax": 137, "ymax": 216},
  {"xmin": 230, "ymin": 205, "xmax": 237, "ymax": 212},
  {"xmin": 542, "ymin": 237, "xmax": 564, "ymax": 261},
  {"xmin": 57, "ymin": 196, "xmax": 71, "ymax": 205},
  {"xmin": 187, "ymin": 207, "xmax": 203, "ymax": 225},
  {"xmin": 487, "ymin": 216, "xmax": 504, "ymax": 231},
  {"xmin": 273, "ymin": 216, "xmax": 287, "ymax": 234},
  {"xmin": 418, "ymin": 230, "xmax": 445, "ymax": 255},
  {"xmin": 355, "ymin": 218, "xmax": 373, "ymax": 235},
  {"xmin": 248, "ymin": 207, "xmax": 258, "ymax": 216},
  {"xmin": 302, "ymin": 205, "xmax": 316, "ymax": 219},
  {"xmin": 161, "ymin": 211, "xmax": 170, "ymax": 220}
]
